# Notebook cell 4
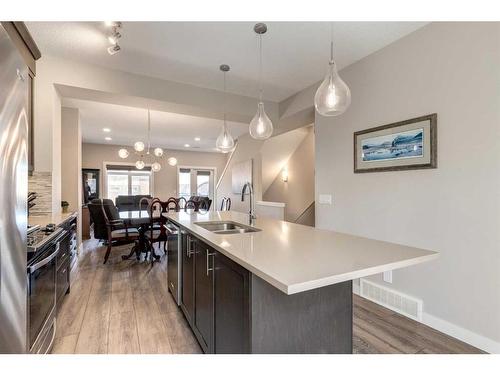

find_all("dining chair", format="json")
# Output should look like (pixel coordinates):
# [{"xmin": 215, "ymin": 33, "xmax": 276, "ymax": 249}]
[
  {"xmin": 145, "ymin": 199, "xmax": 172, "ymax": 258},
  {"xmin": 184, "ymin": 199, "xmax": 199, "ymax": 211},
  {"xmin": 220, "ymin": 197, "xmax": 231, "ymax": 211},
  {"xmin": 166, "ymin": 197, "xmax": 180, "ymax": 212},
  {"xmin": 176, "ymin": 196, "xmax": 187, "ymax": 210},
  {"xmin": 88, "ymin": 199, "xmax": 139, "ymax": 264}
]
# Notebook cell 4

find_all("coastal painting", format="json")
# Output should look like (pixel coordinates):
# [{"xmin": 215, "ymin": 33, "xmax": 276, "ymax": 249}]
[
  {"xmin": 354, "ymin": 114, "xmax": 437, "ymax": 173},
  {"xmin": 361, "ymin": 128, "xmax": 424, "ymax": 162}
]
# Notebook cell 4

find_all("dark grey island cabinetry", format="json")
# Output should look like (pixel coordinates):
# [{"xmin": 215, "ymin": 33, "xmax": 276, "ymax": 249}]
[{"xmin": 178, "ymin": 232, "xmax": 351, "ymax": 354}]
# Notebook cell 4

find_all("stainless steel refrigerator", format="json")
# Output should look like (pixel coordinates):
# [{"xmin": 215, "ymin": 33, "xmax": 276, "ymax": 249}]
[{"xmin": 0, "ymin": 24, "xmax": 29, "ymax": 353}]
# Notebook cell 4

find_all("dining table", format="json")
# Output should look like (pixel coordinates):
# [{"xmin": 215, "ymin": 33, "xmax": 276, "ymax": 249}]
[{"xmin": 118, "ymin": 210, "xmax": 162, "ymax": 262}]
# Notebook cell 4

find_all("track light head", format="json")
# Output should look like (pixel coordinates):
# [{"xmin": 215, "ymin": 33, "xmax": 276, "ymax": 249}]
[
  {"xmin": 105, "ymin": 21, "xmax": 122, "ymax": 28},
  {"xmin": 107, "ymin": 44, "xmax": 121, "ymax": 55},
  {"xmin": 108, "ymin": 31, "xmax": 122, "ymax": 44}
]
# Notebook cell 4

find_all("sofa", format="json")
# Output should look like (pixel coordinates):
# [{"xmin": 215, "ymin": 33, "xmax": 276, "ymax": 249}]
[{"xmin": 115, "ymin": 194, "xmax": 152, "ymax": 212}]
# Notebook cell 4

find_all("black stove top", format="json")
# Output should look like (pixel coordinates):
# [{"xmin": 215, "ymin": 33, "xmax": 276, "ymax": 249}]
[{"xmin": 27, "ymin": 224, "xmax": 64, "ymax": 254}]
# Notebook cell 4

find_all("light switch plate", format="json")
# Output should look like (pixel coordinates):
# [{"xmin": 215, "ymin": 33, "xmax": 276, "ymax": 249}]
[
  {"xmin": 383, "ymin": 271, "xmax": 393, "ymax": 283},
  {"xmin": 319, "ymin": 194, "xmax": 332, "ymax": 205}
]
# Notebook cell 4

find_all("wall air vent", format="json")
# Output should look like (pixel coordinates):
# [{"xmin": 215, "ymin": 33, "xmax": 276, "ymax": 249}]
[{"xmin": 360, "ymin": 278, "xmax": 423, "ymax": 321}]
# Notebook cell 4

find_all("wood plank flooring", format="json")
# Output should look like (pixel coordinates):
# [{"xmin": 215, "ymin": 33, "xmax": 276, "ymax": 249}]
[{"xmin": 51, "ymin": 239, "xmax": 483, "ymax": 354}]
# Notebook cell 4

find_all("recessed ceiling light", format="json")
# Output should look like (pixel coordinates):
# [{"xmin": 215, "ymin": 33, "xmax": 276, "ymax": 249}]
[
  {"xmin": 184, "ymin": 144, "xmax": 190, "ymax": 148},
  {"xmin": 194, "ymin": 137, "xmax": 201, "ymax": 142},
  {"xmin": 103, "ymin": 128, "xmax": 111, "ymax": 132},
  {"xmin": 105, "ymin": 137, "xmax": 112, "ymax": 141}
]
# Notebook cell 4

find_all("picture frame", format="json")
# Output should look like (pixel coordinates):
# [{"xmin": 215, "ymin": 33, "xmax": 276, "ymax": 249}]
[{"xmin": 354, "ymin": 114, "xmax": 437, "ymax": 173}]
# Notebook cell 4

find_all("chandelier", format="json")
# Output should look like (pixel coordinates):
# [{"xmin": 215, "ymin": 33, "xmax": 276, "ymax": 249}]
[{"xmin": 118, "ymin": 109, "xmax": 177, "ymax": 171}]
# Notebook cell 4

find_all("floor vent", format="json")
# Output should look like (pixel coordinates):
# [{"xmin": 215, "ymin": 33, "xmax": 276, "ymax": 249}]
[{"xmin": 360, "ymin": 279, "xmax": 423, "ymax": 322}]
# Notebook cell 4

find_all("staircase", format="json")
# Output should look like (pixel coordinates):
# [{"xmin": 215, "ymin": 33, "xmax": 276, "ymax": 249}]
[{"xmin": 294, "ymin": 201, "xmax": 315, "ymax": 227}]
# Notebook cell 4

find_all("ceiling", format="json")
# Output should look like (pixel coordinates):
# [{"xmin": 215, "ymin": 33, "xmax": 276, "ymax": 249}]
[
  {"xmin": 27, "ymin": 22, "xmax": 428, "ymax": 102},
  {"xmin": 64, "ymin": 98, "xmax": 249, "ymax": 152}
]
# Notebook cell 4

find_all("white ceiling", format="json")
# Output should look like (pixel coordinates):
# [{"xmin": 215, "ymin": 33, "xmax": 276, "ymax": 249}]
[
  {"xmin": 64, "ymin": 98, "xmax": 249, "ymax": 152},
  {"xmin": 27, "ymin": 22, "xmax": 428, "ymax": 102}
]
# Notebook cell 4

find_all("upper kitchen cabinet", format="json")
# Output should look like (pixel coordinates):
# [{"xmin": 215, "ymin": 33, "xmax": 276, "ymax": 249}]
[{"xmin": 1, "ymin": 22, "xmax": 41, "ymax": 174}]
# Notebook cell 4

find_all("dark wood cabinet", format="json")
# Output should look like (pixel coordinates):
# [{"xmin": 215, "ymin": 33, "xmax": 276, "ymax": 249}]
[
  {"xmin": 214, "ymin": 252, "xmax": 250, "ymax": 353},
  {"xmin": 180, "ymin": 233, "xmax": 195, "ymax": 325},
  {"xmin": 193, "ymin": 239, "xmax": 215, "ymax": 352},
  {"xmin": 180, "ymin": 234, "xmax": 250, "ymax": 354}
]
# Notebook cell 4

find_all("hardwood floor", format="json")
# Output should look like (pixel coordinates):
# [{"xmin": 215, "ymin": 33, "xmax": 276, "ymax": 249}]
[{"xmin": 51, "ymin": 239, "xmax": 483, "ymax": 354}]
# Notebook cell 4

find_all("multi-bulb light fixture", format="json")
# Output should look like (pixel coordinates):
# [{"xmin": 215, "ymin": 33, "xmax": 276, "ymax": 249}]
[
  {"xmin": 105, "ymin": 21, "xmax": 122, "ymax": 55},
  {"xmin": 118, "ymin": 109, "xmax": 177, "ymax": 171}
]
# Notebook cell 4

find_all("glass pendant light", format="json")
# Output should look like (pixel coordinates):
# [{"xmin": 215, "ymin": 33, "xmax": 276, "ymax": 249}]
[
  {"xmin": 151, "ymin": 162, "xmax": 162, "ymax": 172},
  {"xmin": 314, "ymin": 23, "xmax": 351, "ymax": 117},
  {"xmin": 118, "ymin": 148, "xmax": 129, "ymax": 159},
  {"xmin": 153, "ymin": 147, "xmax": 164, "ymax": 157},
  {"xmin": 216, "ymin": 64, "xmax": 235, "ymax": 153},
  {"xmin": 135, "ymin": 160, "xmax": 145, "ymax": 170},
  {"xmin": 249, "ymin": 23, "xmax": 273, "ymax": 140},
  {"xmin": 134, "ymin": 141, "xmax": 145, "ymax": 152},
  {"xmin": 167, "ymin": 157, "xmax": 178, "ymax": 166}
]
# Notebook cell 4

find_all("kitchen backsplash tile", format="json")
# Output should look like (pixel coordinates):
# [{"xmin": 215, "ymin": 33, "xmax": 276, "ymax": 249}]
[{"xmin": 28, "ymin": 172, "xmax": 52, "ymax": 214}]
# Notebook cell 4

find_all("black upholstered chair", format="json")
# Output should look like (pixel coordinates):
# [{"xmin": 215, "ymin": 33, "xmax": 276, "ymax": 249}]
[{"xmin": 88, "ymin": 199, "xmax": 139, "ymax": 264}]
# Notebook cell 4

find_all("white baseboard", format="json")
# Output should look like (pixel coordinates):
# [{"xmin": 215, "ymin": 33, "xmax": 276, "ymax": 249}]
[
  {"xmin": 422, "ymin": 312, "xmax": 499, "ymax": 354},
  {"xmin": 352, "ymin": 279, "xmax": 499, "ymax": 354}
]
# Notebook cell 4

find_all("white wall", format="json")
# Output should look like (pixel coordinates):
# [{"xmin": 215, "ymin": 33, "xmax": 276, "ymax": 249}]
[
  {"xmin": 82, "ymin": 143, "xmax": 227, "ymax": 203},
  {"xmin": 61, "ymin": 107, "xmax": 82, "ymax": 243},
  {"xmin": 315, "ymin": 22, "xmax": 500, "ymax": 352}
]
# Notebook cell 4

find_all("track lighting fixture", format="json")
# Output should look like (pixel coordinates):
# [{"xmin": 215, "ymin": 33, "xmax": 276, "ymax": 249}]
[{"xmin": 105, "ymin": 21, "xmax": 123, "ymax": 55}]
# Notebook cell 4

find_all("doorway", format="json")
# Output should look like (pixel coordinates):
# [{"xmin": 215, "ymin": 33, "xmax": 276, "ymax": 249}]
[{"xmin": 177, "ymin": 166, "xmax": 216, "ymax": 209}]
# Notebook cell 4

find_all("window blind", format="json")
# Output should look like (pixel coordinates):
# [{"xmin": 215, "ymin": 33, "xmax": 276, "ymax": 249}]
[{"xmin": 106, "ymin": 164, "xmax": 152, "ymax": 172}]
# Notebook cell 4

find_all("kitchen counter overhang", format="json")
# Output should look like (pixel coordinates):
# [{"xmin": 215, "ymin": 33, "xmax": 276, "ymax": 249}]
[{"xmin": 165, "ymin": 211, "xmax": 438, "ymax": 295}]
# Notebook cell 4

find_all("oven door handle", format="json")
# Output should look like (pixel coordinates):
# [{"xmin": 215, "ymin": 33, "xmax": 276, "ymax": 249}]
[{"xmin": 29, "ymin": 243, "xmax": 59, "ymax": 273}]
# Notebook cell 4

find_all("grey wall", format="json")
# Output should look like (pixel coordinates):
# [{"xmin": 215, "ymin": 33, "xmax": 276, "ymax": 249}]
[
  {"xmin": 82, "ymin": 143, "xmax": 227, "ymax": 202},
  {"xmin": 315, "ymin": 22, "xmax": 500, "ymax": 349},
  {"xmin": 264, "ymin": 126, "xmax": 315, "ymax": 224}
]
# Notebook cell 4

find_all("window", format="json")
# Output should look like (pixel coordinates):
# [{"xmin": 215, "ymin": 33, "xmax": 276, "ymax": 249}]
[
  {"xmin": 178, "ymin": 168, "xmax": 191, "ymax": 200},
  {"xmin": 177, "ymin": 167, "xmax": 215, "ymax": 206},
  {"xmin": 106, "ymin": 165, "xmax": 152, "ymax": 202}
]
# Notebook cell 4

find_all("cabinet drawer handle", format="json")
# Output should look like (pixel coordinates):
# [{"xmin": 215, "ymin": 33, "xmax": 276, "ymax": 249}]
[
  {"xmin": 186, "ymin": 237, "xmax": 194, "ymax": 257},
  {"xmin": 206, "ymin": 249, "xmax": 215, "ymax": 276}
]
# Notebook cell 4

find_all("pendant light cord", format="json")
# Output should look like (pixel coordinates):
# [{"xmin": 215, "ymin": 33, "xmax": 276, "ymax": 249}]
[
  {"xmin": 147, "ymin": 109, "xmax": 151, "ymax": 154},
  {"xmin": 259, "ymin": 33, "xmax": 263, "ymax": 102},
  {"xmin": 330, "ymin": 22, "xmax": 334, "ymax": 63},
  {"xmin": 223, "ymin": 70, "xmax": 227, "ymax": 131}
]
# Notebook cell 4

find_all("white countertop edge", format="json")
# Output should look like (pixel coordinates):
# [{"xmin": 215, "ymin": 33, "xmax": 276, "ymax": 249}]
[
  {"xmin": 285, "ymin": 252, "xmax": 439, "ymax": 295},
  {"xmin": 167, "ymin": 214, "xmax": 439, "ymax": 295},
  {"xmin": 255, "ymin": 200, "xmax": 286, "ymax": 208}
]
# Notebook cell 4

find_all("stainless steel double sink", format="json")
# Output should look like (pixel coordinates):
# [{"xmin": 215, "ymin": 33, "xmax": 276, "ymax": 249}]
[{"xmin": 194, "ymin": 221, "xmax": 261, "ymax": 235}]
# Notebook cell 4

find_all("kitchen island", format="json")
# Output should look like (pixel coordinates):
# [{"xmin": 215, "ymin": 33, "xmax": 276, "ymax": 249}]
[{"xmin": 165, "ymin": 211, "xmax": 437, "ymax": 354}]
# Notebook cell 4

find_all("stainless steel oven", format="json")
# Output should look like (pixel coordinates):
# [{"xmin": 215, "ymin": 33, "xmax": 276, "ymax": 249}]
[{"xmin": 27, "ymin": 230, "xmax": 65, "ymax": 354}]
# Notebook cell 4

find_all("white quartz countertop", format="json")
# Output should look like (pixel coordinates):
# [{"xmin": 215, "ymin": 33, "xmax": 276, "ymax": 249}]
[
  {"xmin": 29, "ymin": 211, "xmax": 77, "ymax": 227},
  {"xmin": 165, "ymin": 211, "xmax": 438, "ymax": 295}
]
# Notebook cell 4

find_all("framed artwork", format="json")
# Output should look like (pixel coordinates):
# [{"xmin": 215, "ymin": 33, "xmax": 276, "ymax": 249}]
[
  {"xmin": 354, "ymin": 114, "xmax": 437, "ymax": 173},
  {"xmin": 232, "ymin": 159, "xmax": 253, "ymax": 194}
]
